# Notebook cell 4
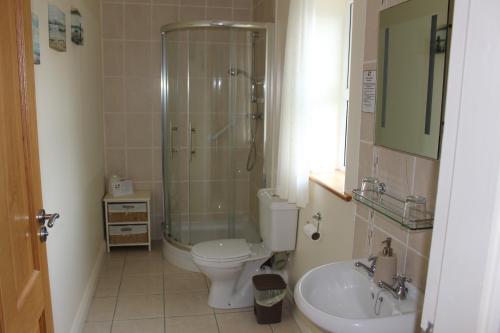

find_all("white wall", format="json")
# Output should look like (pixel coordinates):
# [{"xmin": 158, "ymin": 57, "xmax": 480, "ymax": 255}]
[{"xmin": 31, "ymin": 0, "xmax": 105, "ymax": 331}]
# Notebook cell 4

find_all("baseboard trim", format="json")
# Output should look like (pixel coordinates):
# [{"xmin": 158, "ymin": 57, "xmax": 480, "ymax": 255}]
[{"xmin": 69, "ymin": 242, "xmax": 106, "ymax": 333}]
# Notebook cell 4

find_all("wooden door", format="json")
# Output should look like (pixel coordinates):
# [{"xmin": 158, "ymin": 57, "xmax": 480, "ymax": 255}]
[{"xmin": 0, "ymin": 0, "xmax": 54, "ymax": 332}]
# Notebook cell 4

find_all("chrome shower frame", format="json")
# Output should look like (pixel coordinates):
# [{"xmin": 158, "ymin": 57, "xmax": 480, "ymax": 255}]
[{"xmin": 160, "ymin": 20, "xmax": 275, "ymax": 249}]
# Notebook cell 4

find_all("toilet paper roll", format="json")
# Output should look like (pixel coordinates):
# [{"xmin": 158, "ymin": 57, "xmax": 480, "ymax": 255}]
[{"xmin": 303, "ymin": 223, "xmax": 320, "ymax": 240}]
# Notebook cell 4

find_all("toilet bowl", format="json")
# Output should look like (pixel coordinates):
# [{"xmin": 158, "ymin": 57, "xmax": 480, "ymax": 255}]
[
  {"xmin": 192, "ymin": 239, "xmax": 272, "ymax": 309},
  {"xmin": 191, "ymin": 189, "xmax": 299, "ymax": 309}
]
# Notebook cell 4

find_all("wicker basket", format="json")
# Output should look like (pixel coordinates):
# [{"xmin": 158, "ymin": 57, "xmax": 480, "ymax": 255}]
[
  {"xmin": 108, "ymin": 212, "xmax": 148, "ymax": 223},
  {"xmin": 108, "ymin": 203, "xmax": 148, "ymax": 223},
  {"xmin": 109, "ymin": 232, "xmax": 148, "ymax": 244}
]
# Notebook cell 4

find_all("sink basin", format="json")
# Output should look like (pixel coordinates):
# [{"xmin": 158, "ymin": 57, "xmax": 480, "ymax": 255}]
[{"xmin": 294, "ymin": 260, "xmax": 422, "ymax": 333}]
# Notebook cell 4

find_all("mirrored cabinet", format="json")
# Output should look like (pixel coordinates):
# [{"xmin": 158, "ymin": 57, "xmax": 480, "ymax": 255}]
[{"xmin": 375, "ymin": 0, "xmax": 450, "ymax": 159}]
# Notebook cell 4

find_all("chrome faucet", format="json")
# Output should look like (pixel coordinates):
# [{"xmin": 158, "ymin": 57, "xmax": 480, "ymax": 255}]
[
  {"xmin": 355, "ymin": 255, "xmax": 377, "ymax": 277},
  {"xmin": 377, "ymin": 274, "xmax": 412, "ymax": 300}
]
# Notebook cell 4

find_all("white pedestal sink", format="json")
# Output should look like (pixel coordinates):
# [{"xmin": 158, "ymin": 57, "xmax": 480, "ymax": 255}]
[{"xmin": 294, "ymin": 260, "xmax": 423, "ymax": 333}]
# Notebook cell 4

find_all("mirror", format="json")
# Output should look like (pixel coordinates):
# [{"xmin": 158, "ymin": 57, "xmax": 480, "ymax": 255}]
[{"xmin": 375, "ymin": 0, "xmax": 450, "ymax": 159}]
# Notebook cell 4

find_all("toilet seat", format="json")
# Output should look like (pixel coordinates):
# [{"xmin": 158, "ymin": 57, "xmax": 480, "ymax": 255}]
[{"xmin": 192, "ymin": 239, "xmax": 252, "ymax": 263}]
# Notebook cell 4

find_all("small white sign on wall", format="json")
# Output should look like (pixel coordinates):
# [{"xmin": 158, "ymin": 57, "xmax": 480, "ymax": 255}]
[{"xmin": 362, "ymin": 70, "xmax": 377, "ymax": 113}]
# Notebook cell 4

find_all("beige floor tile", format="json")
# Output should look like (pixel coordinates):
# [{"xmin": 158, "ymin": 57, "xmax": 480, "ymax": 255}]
[
  {"xmin": 111, "ymin": 318, "xmax": 164, "ymax": 333},
  {"xmin": 270, "ymin": 315, "xmax": 302, "ymax": 333},
  {"xmin": 105, "ymin": 248, "xmax": 128, "ymax": 260},
  {"xmin": 162, "ymin": 260, "xmax": 189, "ymax": 275},
  {"xmin": 95, "ymin": 278, "xmax": 121, "ymax": 297},
  {"xmin": 86, "ymin": 297, "xmax": 117, "ymax": 322},
  {"xmin": 114, "ymin": 294, "xmax": 164, "ymax": 320},
  {"xmin": 83, "ymin": 321, "xmax": 112, "ymax": 333},
  {"xmin": 123, "ymin": 258, "xmax": 163, "ymax": 276},
  {"xmin": 126, "ymin": 246, "xmax": 162, "ymax": 259},
  {"xmin": 164, "ymin": 272, "xmax": 207, "ymax": 293},
  {"xmin": 164, "ymin": 315, "xmax": 218, "ymax": 333},
  {"xmin": 119, "ymin": 275, "xmax": 163, "ymax": 295},
  {"xmin": 164, "ymin": 291, "xmax": 213, "ymax": 317},
  {"xmin": 216, "ymin": 311, "xmax": 273, "ymax": 333},
  {"xmin": 100, "ymin": 259, "xmax": 124, "ymax": 279}
]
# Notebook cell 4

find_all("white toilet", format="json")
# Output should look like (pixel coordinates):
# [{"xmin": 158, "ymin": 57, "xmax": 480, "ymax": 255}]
[{"xmin": 191, "ymin": 188, "xmax": 298, "ymax": 309}]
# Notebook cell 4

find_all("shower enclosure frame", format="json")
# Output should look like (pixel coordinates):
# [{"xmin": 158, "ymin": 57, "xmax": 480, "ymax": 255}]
[{"xmin": 160, "ymin": 20, "xmax": 275, "ymax": 252}]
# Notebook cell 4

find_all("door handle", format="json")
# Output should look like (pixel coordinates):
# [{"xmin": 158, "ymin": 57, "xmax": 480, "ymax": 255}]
[
  {"xmin": 38, "ymin": 226, "xmax": 49, "ymax": 242},
  {"xmin": 36, "ymin": 209, "xmax": 60, "ymax": 228},
  {"xmin": 170, "ymin": 121, "xmax": 179, "ymax": 159},
  {"xmin": 189, "ymin": 122, "xmax": 196, "ymax": 161}
]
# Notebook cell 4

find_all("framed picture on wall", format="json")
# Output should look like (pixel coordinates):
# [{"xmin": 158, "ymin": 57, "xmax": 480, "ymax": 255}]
[
  {"xmin": 48, "ymin": 4, "xmax": 66, "ymax": 52},
  {"xmin": 71, "ymin": 8, "xmax": 83, "ymax": 45},
  {"xmin": 32, "ymin": 13, "xmax": 41, "ymax": 64}
]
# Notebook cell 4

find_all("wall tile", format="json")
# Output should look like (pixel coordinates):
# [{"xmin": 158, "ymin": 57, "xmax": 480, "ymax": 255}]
[
  {"xmin": 181, "ymin": 0, "xmax": 206, "ymax": 6},
  {"xmin": 375, "ymin": 146, "xmax": 414, "ymax": 197},
  {"xmin": 358, "ymin": 141, "xmax": 373, "ymax": 186},
  {"xmin": 126, "ymin": 113, "xmax": 153, "ymax": 147},
  {"xmin": 364, "ymin": 0, "xmax": 379, "ymax": 61},
  {"xmin": 180, "ymin": 6, "xmax": 206, "ymax": 20},
  {"xmin": 153, "ymin": 0, "xmax": 179, "ymax": 4},
  {"xmin": 405, "ymin": 249, "xmax": 429, "ymax": 290},
  {"xmin": 151, "ymin": 5, "xmax": 179, "ymax": 40},
  {"xmin": 152, "ymin": 182, "xmax": 164, "ymax": 216},
  {"xmin": 353, "ymin": 216, "xmax": 369, "ymax": 259},
  {"xmin": 253, "ymin": 0, "xmax": 274, "ymax": 22},
  {"xmin": 125, "ymin": 77, "xmax": 153, "ymax": 113},
  {"xmin": 124, "ymin": 41, "xmax": 151, "ymax": 77},
  {"xmin": 106, "ymin": 149, "xmax": 126, "ymax": 177},
  {"xmin": 152, "ymin": 113, "xmax": 162, "ymax": 147},
  {"xmin": 207, "ymin": 0, "xmax": 232, "ymax": 7},
  {"xmin": 127, "ymin": 149, "xmax": 153, "ymax": 181},
  {"xmin": 103, "ymin": 77, "xmax": 124, "ymax": 113},
  {"xmin": 233, "ymin": 8, "xmax": 252, "ymax": 21},
  {"xmin": 233, "ymin": 0, "xmax": 253, "ymax": 9},
  {"xmin": 102, "ymin": 40, "xmax": 123, "ymax": 76},
  {"xmin": 360, "ymin": 111, "xmax": 375, "ymax": 142},
  {"xmin": 355, "ymin": 202, "xmax": 370, "ymax": 220},
  {"xmin": 105, "ymin": 113, "xmax": 126, "ymax": 147},
  {"xmin": 413, "ymin": 157, "xmax": 439, "ymax": 210},
  {"xmin": 152, "ymin": 148, "xmax": 163, "ymax": 181},
  {"xmin": 150, "ymin": 42, "xmax": 162, "ymax": 78},
  {"xmin": 206, "ymin": 7, "xmax": 233, "ymax": 20},
  {"xmin": 373, "ymin": 212, "xmax": 408, "ymax": 244},
  {"xmin": 408, "ymin": 230, "xmax": 432, "ymax": 258},
  {"xmin": 125, "ymin": 4, "xmax": 151, "ymax": 40},
  {"xmin": 102, "ymin": 4, "xmax": 123, "ymax": 39}
]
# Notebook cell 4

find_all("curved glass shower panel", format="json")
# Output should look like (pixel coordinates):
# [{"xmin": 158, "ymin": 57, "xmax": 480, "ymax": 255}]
[
  {"xmin": 163, "ymin": 30, "xmax": 189, "ymax": 244},
  {"xmin": 162, "ymin": 23, "xmax": 269, "ymax": 247}
]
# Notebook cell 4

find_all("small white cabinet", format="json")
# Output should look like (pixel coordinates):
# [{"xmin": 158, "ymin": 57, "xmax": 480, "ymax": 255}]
[{"xmin": 103, "ymin": 191, "xmax": 151, "ymax": 252}]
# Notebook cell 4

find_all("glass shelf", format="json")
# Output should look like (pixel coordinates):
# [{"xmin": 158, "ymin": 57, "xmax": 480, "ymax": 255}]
[{"xmin": 352, "ymin": 189, "xmax": 434, "ymax": 230}]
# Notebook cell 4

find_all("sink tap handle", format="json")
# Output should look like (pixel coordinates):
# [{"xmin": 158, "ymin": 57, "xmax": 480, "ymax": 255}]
[
  {"xmin": 368, "ymin": 255, "xmax": 377, "ymax": 263},
  {"xmin": 394, "ymin": 274, "xmax": 412, "ymax": 284}
]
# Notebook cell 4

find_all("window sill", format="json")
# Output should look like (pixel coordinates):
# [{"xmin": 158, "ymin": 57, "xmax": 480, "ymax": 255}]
[{"xmin": 309, "ymin": 170, "xmax": 352, "ymax": 202}]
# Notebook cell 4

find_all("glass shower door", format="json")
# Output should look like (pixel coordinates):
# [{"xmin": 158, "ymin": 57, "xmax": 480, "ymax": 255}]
[
  {"xmin": 163, "ymin": 30, "xmax": 189, "ymax": 244},
  {"xmin": 163, "ymin": 27, "xmax": 262, "ymax": 247}
]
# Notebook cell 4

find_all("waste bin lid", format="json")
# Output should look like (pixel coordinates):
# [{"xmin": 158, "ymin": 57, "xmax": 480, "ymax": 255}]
[{"xmin": 253, "ymin": 274, "xmax": 286, "ymax": 291}]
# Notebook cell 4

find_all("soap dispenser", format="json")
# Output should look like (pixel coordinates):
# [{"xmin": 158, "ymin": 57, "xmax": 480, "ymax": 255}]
[{"xmin": 373, "ymin": 237, "xmax": 397, "ymax": 285}]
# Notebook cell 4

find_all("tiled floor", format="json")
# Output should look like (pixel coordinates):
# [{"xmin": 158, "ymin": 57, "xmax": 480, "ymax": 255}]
[{"xmin": 84, "ymin": 242, "xmax": 302, "ymax": 333}]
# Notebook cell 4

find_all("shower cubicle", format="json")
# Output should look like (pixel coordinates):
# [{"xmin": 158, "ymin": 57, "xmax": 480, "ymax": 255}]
[{"xmin": 161, "ymin": 21, "xmax": 272, "ymax": 250}]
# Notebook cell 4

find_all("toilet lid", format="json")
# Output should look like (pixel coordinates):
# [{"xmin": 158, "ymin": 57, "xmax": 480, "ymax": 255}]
[{"xmin": 192, "ymin": 239, "xmax": 251, "ymax": 262}]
